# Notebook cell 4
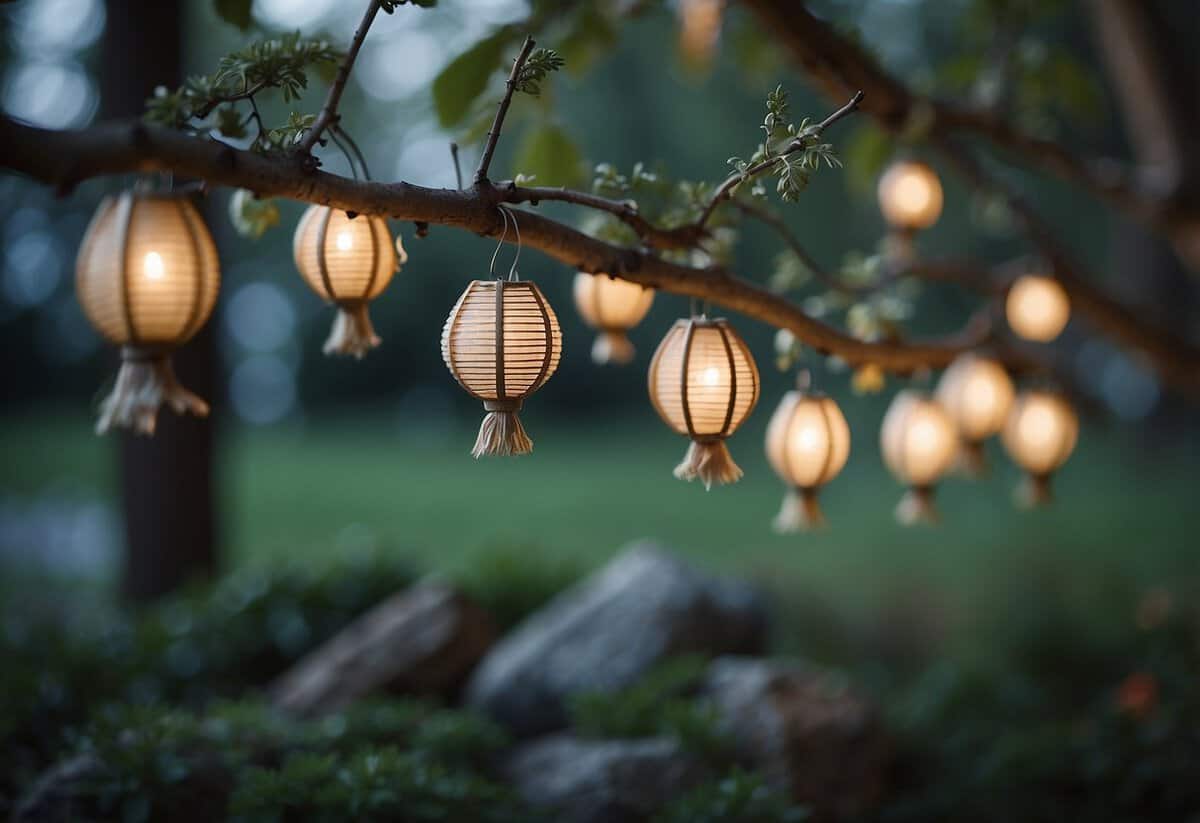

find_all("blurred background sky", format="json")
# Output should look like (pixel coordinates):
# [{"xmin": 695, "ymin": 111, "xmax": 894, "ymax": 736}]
[{"xmin": 1, "ymin": 0, "xmax": 1196, "ymax": 641}]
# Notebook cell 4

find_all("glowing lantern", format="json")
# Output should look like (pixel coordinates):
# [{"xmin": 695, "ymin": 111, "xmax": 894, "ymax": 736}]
[
  {"xmin": 764, "ymin": 388, "xmax": 851, "ymax": 531},
  {"xmin": 678, "ymin": 0, "xmax": 722, "ymax": 69},
  {"xmin": 880, "ymin": 390, "xmax": 959, "ymax": 524},
  {"xmin": 1002, "ymin": 389, "xmax": 1078, "ymax": 506},
  {"xmin": 293, "ymin": 205, "xmax": 401, "ymax": 358},
  {"xmin": 572, "ymin": 272, "xmax": 654, "ymax": 365},
  {"xmin": 648, "ymin": 316, "xmax": 760, "ymax": 489},
  {"xmin": 442, "ymin": 279, "xmax": 562, "ymax": 458},
  {"xmin": 75, "ymin": 190, "xmax": 220, "ymax": 435},
  {"xmin": 1006, "ymin": 274, "xmax": 1070, "ymax": 342},
  {"xmin": 877, "ymin": 160, "xmax": 943, "ymax": 231},
  {"xmin": 935, "ymin": 353, "xmax": 1015, "ymax": 476}
]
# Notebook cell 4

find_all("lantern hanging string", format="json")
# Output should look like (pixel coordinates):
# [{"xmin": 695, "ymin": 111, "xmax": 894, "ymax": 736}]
[
  {"xmin": 329, "ymin": 131, "xmax": 360, "ymax": 181},
  {"xmin": 488, "ymin": 205, "xmax": 523, "ymax": 282},
  {"xmin": 333, "ymin": 124, "xmax": 371, "ymax": 181}
]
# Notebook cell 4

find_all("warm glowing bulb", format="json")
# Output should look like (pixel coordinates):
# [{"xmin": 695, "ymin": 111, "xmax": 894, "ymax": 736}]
[
  {"xmin": 143, "ymin": 251, "xmax": 164, "ymax": 280},
  {"xmin": 336, "ymin": 230, "xmax": 353, "ymax": 251},
  {"xmin": 1006, "ymin": 274, "xmax": 1070, "ymax": 342},
  {"xmin": 702, "ymin": 366, "xmax": 720, "ymax": 387},
  {"xmin": 796, "ymin": 425, "xmax": 820, "ymax": 451},
  {"xmin": 1002, "ymin": 390, "xmax": 1078, "ymax": 505},
  {"xmin": 877, "ymin": 161, "xmax": 943, "ymax": 230}
]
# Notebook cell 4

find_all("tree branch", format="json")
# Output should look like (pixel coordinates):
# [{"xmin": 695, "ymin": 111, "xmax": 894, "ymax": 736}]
[
  {"xmin": 695, "ymin": 90, "xmax": 863, "ymax": 230},
  {"xmin": 741, "ymin": 0, "xmax": 1200, "ymax": 269},
  {"xmin": 298, "ymin": 0, "xmax": 384, "ymax": 156},
  {"xmin": 500, "ymin": 182, "xmax": 699, "ymax": 250},
  {"xmin": 0, "ymin": 114, "xmax": 990, "ymax": 373},
  {"xmin": 474, "ymin": 36, "xmax": 536, "ymax": 186},
  {"xmin": 934, "ymin": 137, "xmax": 1200, "ymax": 390}
]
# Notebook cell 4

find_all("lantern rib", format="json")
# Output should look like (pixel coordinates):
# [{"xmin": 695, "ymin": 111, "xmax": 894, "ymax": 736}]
[
  {"xmin": 178, "ymin": 200, "xmax": 208, "ymax": 341},
  {"xmin": 717, "ymin": 323, "xmax": 737, "ymax": 438},
  {"xmin": 114, "ymin": 192, "xmax": 139, "ymax": 347},
  {"xmin": 680, "ymin": 320, "xmax": 697, "ymax": 439},
  {"xmin": 815, "ymin": 398, "xmax": 836, "ymax": 488},
  {"xmin": 494, "ymin": 280, "xmax": 507, "ymax": 401},
  {"xmin": 527, "ymin": 284, "xmax": 555, "ymax": 393},
  {"xmin": 314, "ymin": 207, "xmax": 337, "ymax": 302}
]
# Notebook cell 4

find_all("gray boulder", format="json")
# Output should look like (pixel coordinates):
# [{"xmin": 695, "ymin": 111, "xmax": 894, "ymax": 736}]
[
  {"xmin": 271, "ymin": 580, "xmax": 496, "ymax": 716},
  {"xmin": 702, "ymin": 656, "xmax": 891, "ymax": 819},
  {"xmin": 503, "ymin": 735, "xmax": 710, "ymax": 823},
  {"xmin": 465, "ymin": 542, "xmax": 767, "ymax": 736}
]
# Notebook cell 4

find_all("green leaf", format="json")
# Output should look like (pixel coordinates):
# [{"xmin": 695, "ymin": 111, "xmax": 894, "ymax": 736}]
[
  {"xmin": 213, "ymin": 0, "xmax": 252, "ymax": 30},
  {"xmin": 513, "ymin": 122, "xmax": 584, "ymax": 188},
  {"xmin": 432, "ymin": 28, "xmax": 516, "ymax": 128},
  {"xmin": 228, "ymin": 190, "xmax": 281, "ymax": 239}
]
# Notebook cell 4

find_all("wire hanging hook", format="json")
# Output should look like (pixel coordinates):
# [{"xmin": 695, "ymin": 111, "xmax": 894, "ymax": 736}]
[{"xmin": 488, "ymin": 207, "xmax": 511, "ymax": 281}]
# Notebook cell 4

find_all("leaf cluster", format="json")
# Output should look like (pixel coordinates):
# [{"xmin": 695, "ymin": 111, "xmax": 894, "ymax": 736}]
[
  {"xmin": 514, "ymin": 48, "xmax": 565, "ymax": 96},
  {"xmin": 144, "ymin": 32, "xmax": 342, "ymax": 150},
  {"xmin": 653, "ymin": 769, "xmax": 810, "ymax": 823}
]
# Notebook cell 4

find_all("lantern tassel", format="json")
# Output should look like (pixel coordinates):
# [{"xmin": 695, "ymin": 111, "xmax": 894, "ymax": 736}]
[
  {"xmin": 674, "ymin": 439, "xmax": 742, "ymax": 490},
  {"xmin": 591, "ymin": 331, "xmax": 636, "ymax": 365},
  {"xmin": 323, "ymin": 303, "xmax": 381, "ymax": 359},
  {"xmin": 774, "ymin": 487, "xmax": 826, "ymax": 532},
  {"xmin": 96, "ymin": 348, "xmax": 209, "ymax": 437},
  {"xmin": 895, "ymin": 486, "xmax": 939, "ymax": 526},
  {"xmin": 1016, "ymin": 473, "xmax": 1053, "ymax": 508},
  {"xmin": 956, "ymin": 440, "xmax": 988, "ymax": 478},
  {"xmin": 472, "ymin": 404, "xmax": 533, "ymax": 458}
]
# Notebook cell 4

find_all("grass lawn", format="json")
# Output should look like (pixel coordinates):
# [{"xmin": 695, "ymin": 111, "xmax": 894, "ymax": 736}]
[{"xmin": 3, "ymin": 405, "xmax": 1197, "ymax": 651}]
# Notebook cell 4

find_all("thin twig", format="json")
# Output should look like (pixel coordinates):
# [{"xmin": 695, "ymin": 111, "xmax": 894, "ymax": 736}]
[
  {"xmin": 298, "ymin": 0, "xmax": 384, "ymax": 156},
  {"xmin": 730, "ymin": 199, "xmax": 867, "ymax": 294},
  {"xmin": 450, "ymin": 142, "xmax": 463, "ymax": 189},
  {"xmin": 695, "ymin": 90, "xmax": 863, "ymax": 229},
  {"xmin": 474, "ymin": 36, "xmax": 536, "ymax": 186},
  {"xmin": 502, "ymin": 182, "xmax": 700, "ymax": 250}
]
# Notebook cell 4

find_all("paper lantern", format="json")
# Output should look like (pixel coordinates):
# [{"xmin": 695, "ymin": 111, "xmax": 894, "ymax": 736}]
[
  {"xmin": 1006, "ymin": 274, "xmax": 1070, "ymax": 342},
  {"xmin": 880, "ymin": 389, "xmax": 958, "ymax": 524},
  {"xmin": 877, "ymin": 160, "xmax": 943, "ymax": 231},
  {"xmin": 764, "ymin": 389, "xmax": 851, "ymax": 531},
  {"xmin": 935, "ymin": 353, "xmax": 1015, "ymax": 476},
  {"xmin": 1002, "ymin": 389, "xmax": 1078, "ymax": 507},
  {"xmin": 293, "ymin": 205, "xmax": 401, "ymax": 358},
  {"xmin": 648, "ymin": 316, "xmax": 760, "ymax": 489},
  {"xmin": 442, "ymin": 279, "xmax": 562, "ymax": 457},
  {"xmin": 75, "ymin": 190, "xmax": 220, "ymax": 435},
  {"xmin": 572, "ymin": 272, "xmax": 654, "ymax": 365}
]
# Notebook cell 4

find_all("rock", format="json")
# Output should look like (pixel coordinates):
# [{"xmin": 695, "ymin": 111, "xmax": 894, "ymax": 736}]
[
  {"xmin": 271, "ymin": 580, "xmax": 496, "ymax": 716},
  {"xmin": 465, "ymin": 542, "xmax": 767, "ymax": 736},
  {"xmin": 504, "ymin": 735, "xmax": 710, "ymax": 823},
  {"xmin": 702, "ymin": 656, "xmax": 891, "ymax": 820}
]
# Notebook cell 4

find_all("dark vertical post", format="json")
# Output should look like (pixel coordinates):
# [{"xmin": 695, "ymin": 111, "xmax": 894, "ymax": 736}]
[{"xmin": 101, "ymin": 0, "xmax": 220, "ymax": 601}]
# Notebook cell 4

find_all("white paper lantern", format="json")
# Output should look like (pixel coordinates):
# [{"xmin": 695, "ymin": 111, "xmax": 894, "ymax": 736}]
[
  {"xmin": 293, "ymin": 205, "xmax": 401, "ymax": 358},
  {"xmin": 877, "ymin": 160, "xmax": 943, "ymax": 231},
  {"xmin": 764, "ymin": 390, "xmax": 851, "ymax": 530},
  {"xmin": 76, "ymin": 190, "xmax": 220, "ymax": 435},
  {"xmin": 572, "ymin": 272, "xmax": 654, "ymax": 365},
  {"xmin": 1006, "ymin": 274, "xmax": 1070, "ymax": 343},
  {"xmin": 1002, "ymin": 389, "xmax": 1078, "ymax": 507},
  {"xmin": 442, "ymin": 279, "xmax": 562, "ymax": 457},
  {"xmin": 648, "ymin": 316, "xmax": 760, "ymax": 489},
  {"xmin": 881, "ymin": 389, "xmax": 959, "ymax": 524},
  {"xmin": 935, "ymin": 354, "xmax": 1015, "ymax": 476}
]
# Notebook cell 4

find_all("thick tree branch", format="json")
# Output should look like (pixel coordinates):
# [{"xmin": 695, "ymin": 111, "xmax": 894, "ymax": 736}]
[
  {"xmin": 742, "ymin": 0, "xmax": 1200, "ymax": 269},
  {"xmin": 475, "ymin": 36, "xmax": 536, "ymax": 186},
  {"xmin": 695, "ymin": 90, "xmax": 863, "ymax": 230},
  {"xmin": 298, "ymin": 0, "xmax": 383, "ymax": 155},
  {"xmin": 0, "ymin": 115, "xmax": 990, "ymax": 373}
]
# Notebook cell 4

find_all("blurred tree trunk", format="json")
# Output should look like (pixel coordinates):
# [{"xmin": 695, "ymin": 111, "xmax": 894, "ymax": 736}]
[
  {"xmin": 101, "ymin": 0, "xmax": 220, "ymax": 601},
  {"xmin": 1090, "ymin": 0, "xmax": 1200, "ymax": 410}
]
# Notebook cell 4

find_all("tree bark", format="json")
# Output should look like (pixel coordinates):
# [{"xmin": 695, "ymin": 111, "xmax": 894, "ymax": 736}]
[{"xmin": 102, "ymin": 0, "xmax": 219, "ymax": 601}]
